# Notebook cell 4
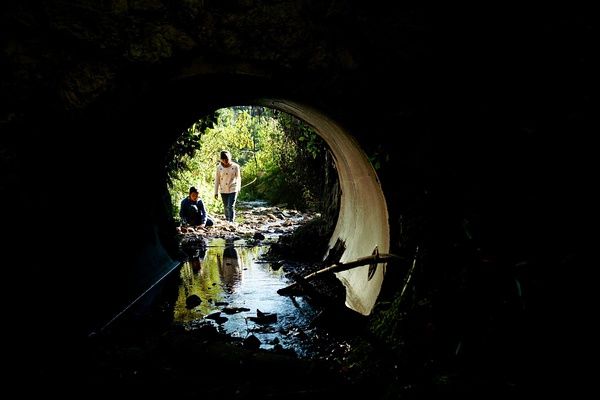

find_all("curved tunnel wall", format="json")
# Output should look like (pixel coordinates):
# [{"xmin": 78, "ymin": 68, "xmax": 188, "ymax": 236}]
[{"xmin": 265, "ymin": 100, "xmax": 390, "ymax": 316}]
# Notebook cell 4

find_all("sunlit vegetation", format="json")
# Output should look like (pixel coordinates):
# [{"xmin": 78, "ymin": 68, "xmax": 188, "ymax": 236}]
[{"xmin": 166, "ymin": 106, "xmax": 330, "ymax": 221}]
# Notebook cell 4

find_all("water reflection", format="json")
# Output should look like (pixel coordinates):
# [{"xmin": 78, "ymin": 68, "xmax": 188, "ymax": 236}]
[
  {"xmin": 190, "ymin": 257, "xmax": 201, "ymax": 273},
  {"xmin": 217, "ymin": 239, "xmax": 241, "ymax": 292},
  {"xmin": 173, "ymin": 238, "xmax": 318, "ymax": 354}
]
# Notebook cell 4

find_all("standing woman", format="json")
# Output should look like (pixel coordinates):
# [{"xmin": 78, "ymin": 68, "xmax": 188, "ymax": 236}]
[{"xmin": 214, "ymin": 150, "xmax": 241, "ymax": 223}]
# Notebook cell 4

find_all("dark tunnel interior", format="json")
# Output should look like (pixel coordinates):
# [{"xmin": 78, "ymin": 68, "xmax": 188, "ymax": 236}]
[{"xmin": 1, "ymin": 2, "xmax": 592, "ymax": 397}]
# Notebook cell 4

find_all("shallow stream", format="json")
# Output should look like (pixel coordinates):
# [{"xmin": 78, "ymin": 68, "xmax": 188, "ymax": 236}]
[{"xmin": 173, "ymin": 237, "xmax": 320, "ymax": 356}]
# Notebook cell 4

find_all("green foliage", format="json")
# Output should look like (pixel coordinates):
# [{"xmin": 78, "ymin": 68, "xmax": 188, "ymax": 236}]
[
  {"xmin": 262, "ymin": 110, "xmax": 328, "ymax": 210},
  {"xmin": 165, "ymin": 115, "xmax": 216, "ymax": 185},
  {"xmin": 165, "ymin": 106, "xmax": 330, "ymax": 222}
]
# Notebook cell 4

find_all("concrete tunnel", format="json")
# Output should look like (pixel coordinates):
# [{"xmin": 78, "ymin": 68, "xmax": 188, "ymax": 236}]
[{"xmin": 1, "ymin": 3, "xmax": 590, "ymax": 391}]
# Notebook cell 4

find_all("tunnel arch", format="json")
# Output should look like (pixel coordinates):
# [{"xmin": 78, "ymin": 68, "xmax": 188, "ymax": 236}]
[{"xmin": 173, "ymin": 97, "xmax": 390, "ymax": 316}]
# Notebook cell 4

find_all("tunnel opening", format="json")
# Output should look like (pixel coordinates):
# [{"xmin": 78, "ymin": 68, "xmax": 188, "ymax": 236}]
[
  {"xmin": 104, "ymin": 99, "xmax": 394, "ymax": 351},
  {"xmin": 165, "ymin": 105, "xmax": 338, "ymax": 246},
  {"xmin": 159, "ymin": 100, "xmax": 391, "ymax": 322},
  {"xmin": 158, "ymin": 104, "xmax": 347, "ymax": 352}
]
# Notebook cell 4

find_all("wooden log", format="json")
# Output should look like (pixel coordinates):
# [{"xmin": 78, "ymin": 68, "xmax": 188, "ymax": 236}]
[{"xmin": 277, "ymin": 253, "xmax": 403, "ymax": 296}]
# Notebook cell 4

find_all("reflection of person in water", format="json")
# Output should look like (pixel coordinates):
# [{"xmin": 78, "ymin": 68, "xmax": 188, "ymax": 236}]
[
  {"xmin": 181, "ymin": 242, "xmax": 206, "ymax": 273},
  {"xmin": 219, "ymin": 239, "xmax": 241, "ymax": 291},
  {"xmin": 190, "ymin": 255, "xmax": 202, "ymax": 273}
]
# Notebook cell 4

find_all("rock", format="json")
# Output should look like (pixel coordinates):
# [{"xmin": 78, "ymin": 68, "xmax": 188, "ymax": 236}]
[
  {"xmin": 248, "ymin": 309, "xmax": 277, "ymax": 324},
  {"xmin": 243, "ymin": 334, "xmax": 261, "ymax": 350},
  {"xmin": 185, "ymin": 294, "xmax": 202, "ymax": 309}
]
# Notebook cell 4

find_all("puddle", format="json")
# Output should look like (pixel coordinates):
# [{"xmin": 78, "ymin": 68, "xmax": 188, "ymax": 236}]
[{"xmin": 173, "ymin": 237, "xmax": 319, "ymax": 355}]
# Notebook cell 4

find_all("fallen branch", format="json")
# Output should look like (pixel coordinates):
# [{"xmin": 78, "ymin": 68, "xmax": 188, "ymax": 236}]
[
  {"xmin": 277, "ymin": 253, "xmax": 404, "ymax": 296},
  {"xmin": 398, "ymin": 245, "xmax": 419, "ymax": 303}
]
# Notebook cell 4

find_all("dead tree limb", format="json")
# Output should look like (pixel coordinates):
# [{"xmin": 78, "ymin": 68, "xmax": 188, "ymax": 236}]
[
  {"xmin": 277, "ymin": 253, "xmax": 404, "ymax": 296},
  {"xmin": 398, "ymin": 246, "xmax": 419, "ymax": 303}
]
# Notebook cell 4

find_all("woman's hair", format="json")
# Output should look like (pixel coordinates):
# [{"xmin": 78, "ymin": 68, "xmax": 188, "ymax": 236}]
[
  {"xmin": 189, "ymin": 186, "xmax": 198, "ymax": 194},
  {"xmin": 220, "ymin": 150, "xmax": 231, "ymax": 160}
]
